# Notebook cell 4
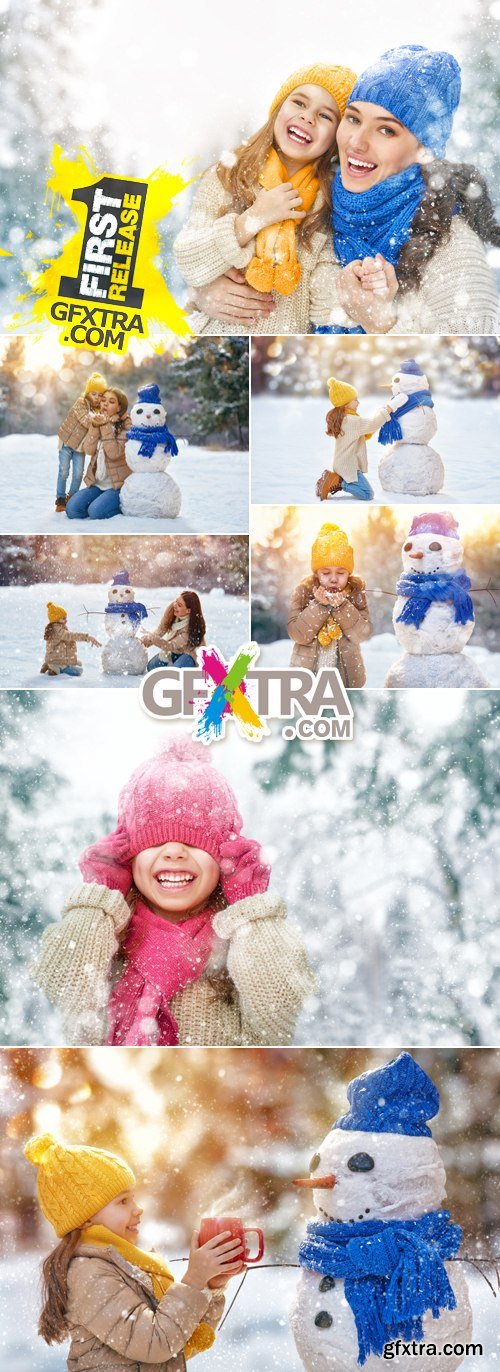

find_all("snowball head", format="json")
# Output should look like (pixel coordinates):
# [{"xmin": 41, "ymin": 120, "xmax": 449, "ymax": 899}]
[
  {"xmin": 391, "ymin": 369, "xmax": 429, "ymax": 393},
  {"xmin": 307, "ymin": 1129, "xmax": 447, "ymax": 1222},
  {"xmin": 130, "ymin": 399, "xmax": 167, "ymax": 428},
  {"xmin": 401, "ymin": 531, "xmax": 463, "ymax": 575},
  {"xmin": 108, "ymin": 583, "xmax": 135, "ymax": 603}
]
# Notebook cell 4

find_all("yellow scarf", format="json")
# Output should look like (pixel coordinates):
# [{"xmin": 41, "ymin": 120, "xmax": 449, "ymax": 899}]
[
  {"xmin": 82, "ymin": 1224, "xmax": 215, "ymax": 1359},
  {"xmin": 245, "ymin": 148, "xmax": 319, "ymax": 296}
]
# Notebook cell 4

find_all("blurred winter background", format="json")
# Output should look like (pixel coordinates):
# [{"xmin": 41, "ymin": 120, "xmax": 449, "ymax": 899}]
[
  {"xmin": 0, "ymin": 534, "xmax": 249, "ymax": 687},
  {"xmin": 251, "ymin": 335, "xmax": 500, "ymax": 504},
  {"xmin": 0, "ymin": 1046, "xmax": 499, "ymax": 1370},
  {"xmin": 0, "ymin": 0, "xmax": 499, "ymax": 318},
  {"xmin": 0, "ymin": 336, "xmax": 250, "ymax": 533},
  {"xmin": 251, "ymin": 504, "xmax": 500, "ymax": 685},
  {"xmin": 0, "ymin": 690, "xmax": 499, "ymax": 1047}
]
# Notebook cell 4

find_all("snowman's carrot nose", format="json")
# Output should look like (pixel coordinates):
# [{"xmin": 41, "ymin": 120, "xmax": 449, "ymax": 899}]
[
  {"xmin": 293, "ymin": 1175, "xmax": 336, "ymax": 1189},
  {"xmin": 409, "ymin": 552, "xmax": 424, "ymax": 559}
]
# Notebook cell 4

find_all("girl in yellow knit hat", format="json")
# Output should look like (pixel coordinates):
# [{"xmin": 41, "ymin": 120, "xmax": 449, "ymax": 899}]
[
  {"xmin": 24, "ymin": 1131, "xmax": 243, "ymax": 1370},
  {"xmin": 322, "ymin": 375, "xmax": 393, "ymax": 501},
  {"xmin": 56, "ymin": 373, "xmax": 107, "ymax": 513},
  {"xmin": 174, "ymin": 64, "xmax": 357, "ymax": 336},
  {"xmin": 287, "ymin": 522, "xmax": 371, "ymax": 685},
  {"xmin": 41, "ymin": 602, "xmax": 101, "ymax": 677}
]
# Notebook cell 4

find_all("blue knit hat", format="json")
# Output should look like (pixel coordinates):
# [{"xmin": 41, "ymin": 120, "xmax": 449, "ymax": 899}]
[
  {"xmin": 332, "ymin": 1052, "xmax": 440, "ymax": 1137},
  {"xmin": 348, "ymin": 46, "xmax": 461, "ymax": 158},
  {"xmin": 137, "ymin": 384, "xmax": 162, "ymax": 405},
  {"xmin": 400, "ymin": 359, "xmax": 424, "ymax": 376},
  {"xmin": 111, "ymin": 570, "xmax": 131, "ymax": 585}
]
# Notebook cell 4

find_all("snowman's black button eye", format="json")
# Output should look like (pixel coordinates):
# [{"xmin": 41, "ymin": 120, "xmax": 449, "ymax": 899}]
[
  {"xmin": 309, "ymin": 1153, "xmax": 321, "ymax": 1173},
  {"xmin": 153, "ymin": 407, "xmax": 161, "ymax": 413},
  {"xmin": 429, "ymin": 541, "xmax": 442, "ymax": 551},
  {"xmin": 347, "ymin": 1153, "xmax": 374, "ymax": 1172},
  {"xmin": 136, "ymin": 407, "xmax": 143, "ymax": 414},
  {"xmin": 404, "ymin": 541, "xmax": 412, "ymax": 551}
]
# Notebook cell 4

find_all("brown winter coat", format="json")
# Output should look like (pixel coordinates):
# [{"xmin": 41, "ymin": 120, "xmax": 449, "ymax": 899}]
[
  {"xmin": 287, "ymin": 575, "xmax": 371, "ymax": 686},
  {"xmin": 146, "ymin": 612, "xmax": 206, "ymax": 660},
  {"xmin": 83, "ymin": 417, "xmax": 132, "ymax": 490},
  {"xmin": 65, "ymin": 1243, "xmax": 225, "ymax": 1372},
  {"xmin": 42, "ymin": 622, "xmax": 95, "ymax": 671},
  {"xmin": 58, "ymin": 397, "xmax": 98, "ymax": 452}
]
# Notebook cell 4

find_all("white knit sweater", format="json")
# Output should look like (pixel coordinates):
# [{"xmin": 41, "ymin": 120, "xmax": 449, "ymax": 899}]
[{"xmin": 32, "ymin": 884, "xmax": 315, "ymax": 1047}]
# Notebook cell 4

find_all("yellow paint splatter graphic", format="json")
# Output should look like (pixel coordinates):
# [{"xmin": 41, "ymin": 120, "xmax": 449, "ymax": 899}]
[{"xmin": 11, "ymin": 146, "xmax": 191, "ymax": 354}]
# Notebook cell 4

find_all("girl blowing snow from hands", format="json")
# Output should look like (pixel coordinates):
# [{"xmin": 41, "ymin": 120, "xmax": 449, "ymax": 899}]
[
  {"xmin": 33, "ymin": 737, "xmax": 314, "ymax": 1046},
  {"xmin": 25, "ymin": 1133, "xmax": 241, "ymax": 1370}
]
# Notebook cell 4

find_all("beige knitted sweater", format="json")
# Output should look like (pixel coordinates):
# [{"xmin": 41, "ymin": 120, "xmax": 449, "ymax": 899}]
[
  {"xmin": 33, "ymin": 884, "xmax": 315, "ymax": 1047},
  {"xmin": 173, "ymin": 166, "xmax": 340, "ymax": 335},
  {"xmin": 332, "ymin": 407, "xmax": 392, "ymax": 484}
]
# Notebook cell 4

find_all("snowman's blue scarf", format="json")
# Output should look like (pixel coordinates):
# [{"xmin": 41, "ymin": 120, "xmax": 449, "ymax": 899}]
[
  {"xmin": 299, "ymin": 1211, "xmax": 461, "ymax": 1366},
  {"xmin": 105, "ymin": 601, "xmax": 148, "ymax": 627},
  {"xmin": 378, "ymin": 390, "xmax": 434, "ymax": 446},
  {"xmin": 127, "ymin": 424, "xmax": 178, "ymax": 458},
  {"xmin": 396, "ymin": 571, "xmax": 474, "ymax": 629},
  {"xmin": 317, "ymin": 164, "xmax": 426, "ymax": 335}
]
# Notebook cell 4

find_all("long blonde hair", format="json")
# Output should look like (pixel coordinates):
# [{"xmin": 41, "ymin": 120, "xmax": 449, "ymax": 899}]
[{"xmin": 216, "ymin": 107, "xmax": 338, "ymax": 247}]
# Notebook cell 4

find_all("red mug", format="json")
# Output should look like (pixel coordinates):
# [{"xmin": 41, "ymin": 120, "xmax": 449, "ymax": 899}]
[{"xmin": 199, "ymin": 1216, "xmax": 264, "ymax": 1269}]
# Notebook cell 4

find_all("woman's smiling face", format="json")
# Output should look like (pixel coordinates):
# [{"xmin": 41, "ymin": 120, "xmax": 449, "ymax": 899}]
[
  {"xmin": 274, "ymin": 84, "xmax": 340, "ymax": 167},
  {"xmin": 337, "ymin": 101, "xmax": 422, "ymax": 190}
]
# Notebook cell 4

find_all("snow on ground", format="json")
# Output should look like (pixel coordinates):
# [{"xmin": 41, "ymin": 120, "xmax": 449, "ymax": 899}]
[
  {"xmin": 251, "ymin": 395, "xmax": 499, "ymax": 505},
  {"xmin": 0, "ymin": 583, "xmax": 249, "ymax": 688},
  {"xmin": 1, "ymin": 1254, "xmax": 497, "ymax": 1371},
  {"xmin": 0, "ymin": 435, "xmax": 249, "ymax": 533},
  {"xmin": 256, "ymin": 633, "xmax": 500, "ymax": 688}
]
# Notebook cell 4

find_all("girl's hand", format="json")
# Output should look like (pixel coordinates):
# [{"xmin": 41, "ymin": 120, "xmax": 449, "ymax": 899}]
[
  {"xmin": 192, "ymin": 268, "xmax": 274, "ymax": 324},
  {"xmin": 359, "ymin": 254, "xmax": 398, "ymax": 301},
  {"xmin": 337, "ymin": 262, "xmax": 397, "ymax": 334},
  {"xmin": 182, "ymin": 1231, "xmax": 244, "ymax": 1290},
  {"xmin": 251, "ymin": 183, "xmax": 306, "ymax": 230},
  {"xmin": 90, "ymin": 637, "xmax": 101, "ymax": 647},
  {"xmin": 313, "ymin": 586, "xmax": 346, "ymax": 606}
]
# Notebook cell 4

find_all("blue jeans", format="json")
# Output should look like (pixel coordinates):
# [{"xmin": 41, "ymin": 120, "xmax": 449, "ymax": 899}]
[
  {"xmin": 341, "ymin": 470, "xmax": 374, "ymax": 501},
  {"xmin": 60, "ymin": 665, "xmax": 82, "ymax": 676},
  {"xmin": 57, "ymin": 444, "xmax": 85, "ymax": 499},
  {"xmin": 66, "ymin": 485, "xmax": 121, "ymax": 520},
  {"xmin": 147, "ymin": 652, "xmax": 196, "ymax": 672}
]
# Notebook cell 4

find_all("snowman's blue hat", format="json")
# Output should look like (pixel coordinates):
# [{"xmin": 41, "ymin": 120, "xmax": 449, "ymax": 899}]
[
  {"xmin": 399, "ymin": 359, "xmax": 424, "ymax": 375},
  {"xmin": 137, "ymin": 384, "xmax": 162, "ymax": 405},
  {"xmin": 111, "ymin": 570, "xmax": 131, "ymax": 585},
  {"xmin": 332, "ymin": 1052, "xmax": 439, "ymax": 1137}
]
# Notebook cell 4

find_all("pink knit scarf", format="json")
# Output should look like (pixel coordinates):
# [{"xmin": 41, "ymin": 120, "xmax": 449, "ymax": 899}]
[{"xmin": 107, "ymin": 900, "xmax": 215, "ymax": 1046}]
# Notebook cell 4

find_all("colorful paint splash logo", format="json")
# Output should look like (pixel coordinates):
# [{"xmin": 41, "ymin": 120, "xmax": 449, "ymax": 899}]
[
  {"xmin": 11, "ymin": 146, "xmax": 191, "ymax": 354},
  {"xmin": 194, "ymin": 644, "xmax": 269, "ymax": 745}
]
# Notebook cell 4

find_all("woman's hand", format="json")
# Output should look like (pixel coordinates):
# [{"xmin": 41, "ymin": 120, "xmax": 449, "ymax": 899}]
[
  {"xmin": 236, "ymin": 183, "xmax": 306, "ymax": 243},
  {"xmin": 140, "ymin": 633, "xmax": 153, "ymax": 647},
  {"xmin": 191, "ymin": 268, "xmax": 274, "ymax": 325},
  {"xmin": 359, "ymin": 254, "xmax": 398, "ymax": 300},
  {"xmin": 337, "ymin": 260, "xmax": 397, "ymax": 333},
  {"xmin": 182, "ymin": 1231, "xmax": 244, "ymax": 1290}
]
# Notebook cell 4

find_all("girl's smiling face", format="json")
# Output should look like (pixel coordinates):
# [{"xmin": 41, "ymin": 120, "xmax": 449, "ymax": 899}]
[
  {"xmin": 86, "ymin": 1189, "xmax": 143, "ymax": 1243},
  {"xmin": 317, "ymin": 567, "xmax": 349, "ymax": 591},
  {"xmin": 274, "ymin": 84, "xmax": 340, "ymax": 168},
  {"xmin": 337, "ymin": 101, "xmax": 422, "ymax": 191},
  {"xmin": 132, "ymin": 840, "xmax": 220, "ymax": 920}
]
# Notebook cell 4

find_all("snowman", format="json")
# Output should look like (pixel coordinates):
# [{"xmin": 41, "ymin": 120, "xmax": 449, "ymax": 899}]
[
  {"xmin": 378, "ymin": 359, "xmax": 444, "ymax": 496},
  {"xmin": 290, "ymin": 1052, "xmax": 473, "ymax": 1371},
  {"xmin": 384, "ymin": 512, "xmax": 490, "ymax": 687},
  {"xmin": 101, "ymin": 570, "xmax": 149, "ymax": 675},
  {"xmin": 120, "ymin": 383, "xmax": 182, "ymax": 519}
]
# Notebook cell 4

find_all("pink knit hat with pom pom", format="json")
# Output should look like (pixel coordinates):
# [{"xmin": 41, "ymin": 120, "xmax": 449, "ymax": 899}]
[{"xmin": 79, "ymin": 736, "xmax": 270, "ymax": 903}]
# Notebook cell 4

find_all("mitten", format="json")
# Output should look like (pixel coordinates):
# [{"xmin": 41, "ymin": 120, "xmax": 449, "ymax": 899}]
[
  {"xmin": 32, "ymin": 883, "xmax": 131, "ymax": 1020},
  {"xmin": 218, "ymin": 835, "xmax": 270, "ymax": 902},
  {"xmin": 79, "ymin": 823, "xmax": 134, "ymax": 896}
]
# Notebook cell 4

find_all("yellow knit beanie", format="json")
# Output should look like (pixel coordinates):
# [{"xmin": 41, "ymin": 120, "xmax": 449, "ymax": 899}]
[
  {"xmin": 85, "ymin": 372, "xmax": 107, "ymax": 395},
  {"xmin": 47, "ymin": 602, "xmax": 67, "ymax": 623},
  {"xmin": 327, "ymin": 377, "xmax": 358, "ymax": 408},
  {"xmin": 312, "ymin": 523, "xmax": 354, "ymax": 573},
  {"xmin": 24, "ymin": 1133, "xmax": 136, "ymax": 1237},
  {"xmin": 270, "ymin": 64, "xmax": 357, "ymax": 119}
]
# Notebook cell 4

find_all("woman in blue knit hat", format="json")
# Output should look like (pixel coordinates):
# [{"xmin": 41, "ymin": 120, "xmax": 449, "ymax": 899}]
[{"xmin": 327, "ymin": 44, "xmax": 499, "ymax": 334}]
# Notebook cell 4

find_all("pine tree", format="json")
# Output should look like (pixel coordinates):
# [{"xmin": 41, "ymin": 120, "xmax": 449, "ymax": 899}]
[{"xmin": 170, "ymin": 339, "xmax": 249, "ymax": 448}]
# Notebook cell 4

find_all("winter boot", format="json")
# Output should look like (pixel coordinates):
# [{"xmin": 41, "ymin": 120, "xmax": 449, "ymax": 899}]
[
  {"xmin": 55, "ymin": 496, "xmax": 68, "ymax": 512},
  {"xmin": 316, "ymin": 469, "xmax": 343, "ymax": 501}
]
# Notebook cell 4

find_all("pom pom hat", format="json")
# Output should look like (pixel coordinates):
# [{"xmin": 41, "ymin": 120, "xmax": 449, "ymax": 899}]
[
  {"xmin": 408, "ymin": 512, "xmax": 460, "ymax": 540},
  {"xmin": 47, "ymin": 602, "xmax": 67, "ymax": 623},
  {"xmin": 79, "ymin": 736, "xmax": 270, "ymax": 902},
  {"xmin": 312, "ymin": 523, "xmax": 354, "ymax": 574},
  {"xmin": 137, "ymin": 383, "xmax": 162, "ymax": 405},
  {"xmin": 328, "ymin": 377, "xmax": 358, "ymax": 408},
  {"xmin": 348, "ymin": 46, "xmax": 461, "ymax": 159},
  {"xmin": 270, "ymin": 64, "xmax": 358, "ymax": 120},
  {"xmin": 333, "ymin": 1051, "xmax": 440, "ymax": 1137},
  {"xmin": 84, "ymin": 372, "xmax": 107, "ymax": 396},
  {"xmin": 24, "ymin": 1133, "xmax": 135, "ymax": 1237}
]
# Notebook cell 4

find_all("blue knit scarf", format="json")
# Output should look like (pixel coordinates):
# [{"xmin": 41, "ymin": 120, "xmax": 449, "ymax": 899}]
[
  {"xmin": 105, "ymin": 601, "xmax": 148, "ymax": 627},
  {"xmin": 378, "ymin": 390, "xmax": 434, "ymax": 445},
  {"xmin": 318, "ymin": 164, "xmax": 426, "ymax": 335},
  {"xmin": 299, "ymin": 1211, "xmax": 461, "ymax": 1366},
  {"xmin": 396, "ymin": 570, "xmax": 474, "ymax": 628},
  {"xmin": 127, "ymin": 424, "xmax": 178, "ymax": 458}
]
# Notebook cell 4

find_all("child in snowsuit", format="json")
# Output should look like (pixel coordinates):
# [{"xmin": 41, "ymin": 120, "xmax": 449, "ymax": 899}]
[
  {"xmin": 287, "ymin": 523, "xmax": 371, "ymax": 685},
  {"xmin": 56, "ymin": 373, "xmax": 107, "ymax": 512},
  {"xmin": 40, "ymin": 602, "xmax": 101, "ymax": 677},
  {"xmin": 25, "ymin": 1132, "xmax": 241, "ymax": 1371},
  {"xmin": 33, "ymin": 736, "xmax": 314, "ymax": 1046},
  {"xmin": 324, "ymin": 376, "xmax": 393, "ymax": 501}
]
